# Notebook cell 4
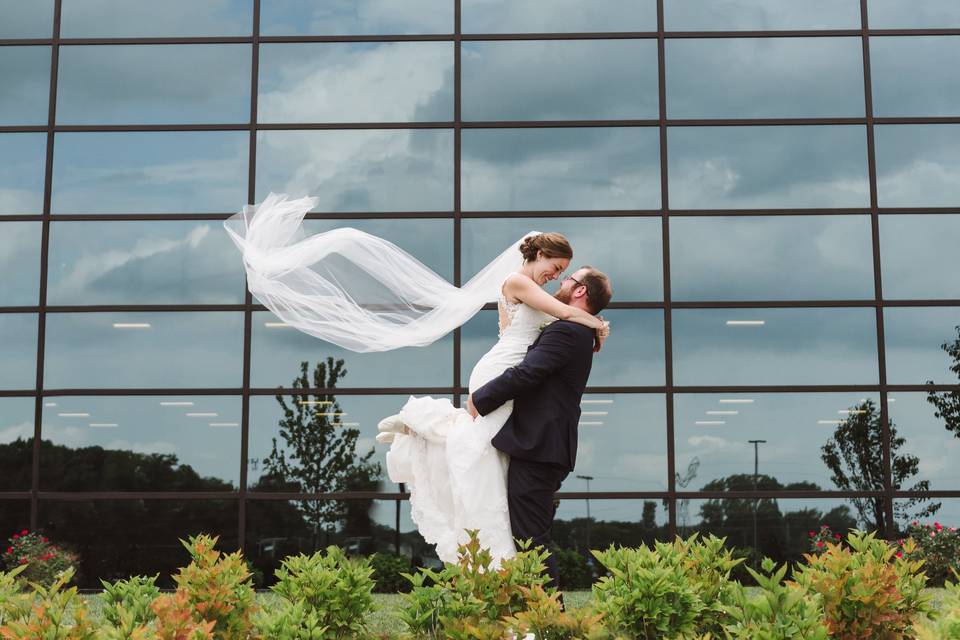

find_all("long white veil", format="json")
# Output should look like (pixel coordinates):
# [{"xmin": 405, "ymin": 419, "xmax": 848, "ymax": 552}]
[{"xmin": 224, "ymin": 193, "xmax": 534, "ymax": 353}]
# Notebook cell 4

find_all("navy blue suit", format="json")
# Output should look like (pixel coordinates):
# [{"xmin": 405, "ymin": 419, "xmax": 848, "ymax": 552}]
[{"xmin": 471, "ymin": 320, "xmax": 595, "ymax": 589}]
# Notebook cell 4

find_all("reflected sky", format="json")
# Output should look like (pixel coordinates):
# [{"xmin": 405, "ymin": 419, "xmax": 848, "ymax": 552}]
[
  {"xmin": 462, "ymin": 40, "xmax": 658, "ymax": 121},
  {"xmin": 47, "ymin": 220, "xmax": 245, "ymax": 305},
  {"xmin": 668, "ymin": 126, "xmax": 869, "ymax": 209},
  {"xmin": 43, "ymin": 312, "xmax": 244, "ymax": 389},
  {"xmin": 871, "ymin": 37, "xmax": 960, "ymax": 117},
  {"xmin": 57, "ymin": 45, "xmax": 251, "ymax": 125},
  {"xmin": 39, "ymin": 395, "xmax": 241, "ymax": 489},
  {"xmin": 258, "ymin": 42, "xmax": 452, "ymax": 123},
  {"xmin": 876, "ymin": 125, "xmax": 960, "ymax": 208},
  {"xmin": 880, "ymin": 214, "xmax": 960, "ymax": 300},
  {"xmin": 256, "ymin": 130, "xmax": 453, "ymax": 212},
  {"xmin": 889, "ymin": 393, "xmax": 960, "ymax": 490},
  {"xmin": 670, "ymin": 216, "xmax": 875, "ymax": 301},
  {"xmin": 672, "ymin": 307, "xmax": 879, "ymax": 385},
  {"xmin": 51, "ymin": 131, "xmax": 248, "ymax": 214},
  {"xmin": 0, "ymin": 314, "xmax": 37, "ymax": 390},
  {"xmin": 0, "ymin": 0, "xmax": 53, "ymax": 38},
  {"xmin": 462, "ymin": 0, "xmax": 656, "ymax": 33},
  {"xmin": 60, "ymin": 0, "xmax": 252, "ymax": 37},
  {"xmin": 0, "ymin": 222, "xmax": 41, "ymax": 307},
  {"xmin": 259, "ymin": 0, "xmax": 453, "ymax": 36},
  {"xmin": 0, "ymin": 133, "xmax": 46, "ymax": 215},
  {"xmin": 665, "ymin": 0, "xmax": 861, "ymax": 30},
  {"xmin": 883, "ymin": 307, "xmax": 960, "ymax": 384},
  {"xmin": 462, "ymin": 127, "xmax": 660, "ymax": 211},
  {"xmin": 0, "ymin": 47, "xmax": 50, "ymax": 126},
  {"xmin": 667, "ymin": 38, "xmax": 864, "ymax": 119},
  {"xmin": 868, "ymin": 0, "xmax": 960, "ymax": 29}
]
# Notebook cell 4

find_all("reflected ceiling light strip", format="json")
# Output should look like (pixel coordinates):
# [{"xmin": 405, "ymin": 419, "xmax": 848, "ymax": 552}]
[
  {"xmin": 578, "ymin": 421, "xmax": 603, "ymax": 426},
  {"xmin": 726, "ymin": 320, "xmax": 765, "ymax": 326},
  {"xmin": 89, "ymin": 423, "xmax": 118, "ymax": 428},
  {"xmin": 340, "ymin": 422, "xmax": 360, "ymax": 427},
  {"xmin": 58, "ymin": 412, "xmax": 89, "ymax": 417},
  {"xmin": 44, "ymin": 402, "xmax": 57, "ymax": 407},
  {"xmin": 298, "ymin": 400, "xmax": 332, "ymax": 405},
  {"xmin": 317, "ymin": 412, "xmax": 347, "ymax": 417},
  {"xmin": 581, "ymin": 399, "xmax": 614, "ymax": 404},
  {"xmin": 160, "ymin": 401, "xmax": 194, "ymax": 406},
  {"xmin": 838, "ymin": 409, "xmax": 867, "ymax": 415},
  {"xmin": 888, "ymin": 398, "xmax": 896, "ymax": 402},
  {"xmin": 581, "ymin": 411, "xmax": 608, "ymax": 416},
  {"xmin": 186, "ymin": 412, "xmax": 218, "ymax": 417},
  {"xmin": 265, "ymin": 322, "xmax": 290, "ymax": 328},
  {"xmin": 209, "ymin": 422, "xmax": 239, "ymax": 427},
  {"xmin": 818, "ymin": 420, "xmax": 842, "ymax": 425},
  {"xmin": 719, "ymin": 399, "xmax": 754, "ymax": 404},
  {"xmin": 113, "ymin": 323, "xmax": 151, "ymax": 329},
  {"xmin": 696, "ymin": 420, "xmax": 725, "ymax": 425},
  {"xmin": 706, "ymin": 410, "xmax": 738, "ymax": 415}
]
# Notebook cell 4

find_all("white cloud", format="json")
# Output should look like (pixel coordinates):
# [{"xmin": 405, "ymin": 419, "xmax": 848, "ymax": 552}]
[{"xmin": 0, "ymin": 421, "xmax": 33, "ymax": 441}]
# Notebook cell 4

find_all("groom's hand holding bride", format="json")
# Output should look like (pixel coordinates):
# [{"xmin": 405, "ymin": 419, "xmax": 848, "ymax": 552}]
[{"xmin": 466, "ymin": 395, "xmax": 479, "ymax": 420}]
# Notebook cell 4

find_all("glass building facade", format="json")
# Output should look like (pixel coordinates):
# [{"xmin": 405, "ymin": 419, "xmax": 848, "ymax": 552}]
[{"xmin": 2, "ymin": 0, "xmax": 959, "ymax": 585}]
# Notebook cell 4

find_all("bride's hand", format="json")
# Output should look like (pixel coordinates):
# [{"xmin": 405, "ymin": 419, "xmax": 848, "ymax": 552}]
[{"xmin": 594, "ymin": 318, "xmax": 610, "ymax": 352}]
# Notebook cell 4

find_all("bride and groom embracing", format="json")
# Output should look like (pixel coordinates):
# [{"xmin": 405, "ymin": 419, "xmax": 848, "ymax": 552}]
[{"xmin": 225, "ymin": 194, "xmax": 612, "ymax": 590}]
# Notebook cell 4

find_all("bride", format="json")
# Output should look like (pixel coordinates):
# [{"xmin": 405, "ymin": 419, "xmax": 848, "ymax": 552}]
[{"xmin": 224, "ymin": 193, "xmax": 608, "ymax": 564}]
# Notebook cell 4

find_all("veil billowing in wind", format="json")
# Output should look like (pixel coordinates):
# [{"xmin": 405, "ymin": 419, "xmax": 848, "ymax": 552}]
[{"xmin": 224, "ymin": 193, "xmax": 534, "ymax": 353}]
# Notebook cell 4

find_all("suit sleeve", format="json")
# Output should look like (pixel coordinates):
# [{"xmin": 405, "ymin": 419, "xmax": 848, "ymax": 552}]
[{"xmin": 472, "ymin": 322, "xmax": 579, "ymax": 416}]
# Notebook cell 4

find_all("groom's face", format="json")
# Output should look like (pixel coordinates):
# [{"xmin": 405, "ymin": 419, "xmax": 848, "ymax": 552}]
[{"xmin": 554, "ymin": 267, "xmax": 590, "ymax": 304}]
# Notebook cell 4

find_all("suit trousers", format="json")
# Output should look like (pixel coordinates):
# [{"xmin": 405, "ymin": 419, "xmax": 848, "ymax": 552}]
[{"xmin": 507, "ymin": 456, "xmax": 569, "ymax": 590}]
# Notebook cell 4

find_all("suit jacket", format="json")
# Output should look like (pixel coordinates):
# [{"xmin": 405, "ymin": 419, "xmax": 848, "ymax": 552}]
[{"xmin": 472, "ymin": 320, "xmax": 595, "ymax": 471}]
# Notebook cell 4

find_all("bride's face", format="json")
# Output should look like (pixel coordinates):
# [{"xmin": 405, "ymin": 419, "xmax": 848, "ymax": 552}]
[{"xmin": 531, "ymin": 254, "xmax": 570, "ymax": 286}]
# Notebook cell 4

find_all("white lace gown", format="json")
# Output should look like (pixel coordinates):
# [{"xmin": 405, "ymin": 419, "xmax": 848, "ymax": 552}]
[{"xmin": 385, "ymin": 287, "xmax": 552, "ymax": 565}]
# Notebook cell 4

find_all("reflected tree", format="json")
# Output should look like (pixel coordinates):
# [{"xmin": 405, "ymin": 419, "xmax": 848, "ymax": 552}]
[
  {"xmin": 820, "ymin": 399, "xmax": 939, "ymax": 536},
  {"xmin": 927, "ymin": 324, "xmax": 960, "ymax": 438}
]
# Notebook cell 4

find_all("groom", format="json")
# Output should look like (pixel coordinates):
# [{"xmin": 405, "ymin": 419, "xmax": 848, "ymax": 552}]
[{"xmin": 467, "ymin": 266, "xmax": 612, "ymax": 591}]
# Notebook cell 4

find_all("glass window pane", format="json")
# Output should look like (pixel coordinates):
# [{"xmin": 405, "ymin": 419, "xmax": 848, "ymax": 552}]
[
  {"xmin": 47, "ymin": 220, "xmax": 245, "ymax": 305},
  {"xmin": 461, "ymin": 309, "xmax": 665, "ymax": 387},
  {"xmin": 256, "ymin": 130, "xmax": 453, "ymax": 213},
  {"xmin": 463, "ymin": 40, "xmax": 658, "ymax": 121},
  {"xmin": 57, "ymin": 45, "xmax": 250, "ymax": 125},
  {"xmin": 251, "ymin": 312, "xmax": 453, "ymax": 388},
  {"xmin": 0, "ymin": 397, "xmax": 35, "ymax": 491},
  {"xmin": 676, "ymin": 393, "xmax": 883, "ymax": 495},
  {"xmin": 258, "ymin": 42, "xmax": 452, "ymax": 124},
  {"xmin": 260, "ymin": 0, "xmax": 453, "ymax": 36},
  {"xmin": 871, "ymin": 37, "xmax": 960, "ymax": 117},
  {"xmin": 665, "ymin": 0, "xmax": 861, "ymax": 30},
  {"xmin": 554, "ymin": 499, "xmax": 670, "ymax": 554},
  {"xmin": 556, "ymin": 393, "xmax": 667, "ymax": 493},
  {"xmin": 880, "ymin": 214, "xmax": 960, "ymax": 300},
  {"xmin": 868, "ymin": 0, "xmax": 960, "ymax": 29},
  {"xmin": 672, "ymin": 308, "xmax": 879, "ymax": 385},
  {"xmin": 0, "ymin": 314, "xmax": 37, "ymax": 390},
  {"xmin": 0, "ymin": 47, "xmax": 50, "ymax": 126},
  {"xmin": 0, "ymin": 222, "xmax": 41, "ymax": 306},
  {"xmin": 51, "ymin": 132, "xmax": 248, "ymax": 214},
  {"xmin": 894, "ymin": 501, "xmax": 960, "ymax": 539},
  {"xmin": 0, "ymin": 0, "xmax": 53, "ymax": 38},
  {"xmin": 668, "ymin": 126, "xmax": 869, "ymax": 210},
  {"xmin": 39, "ymin": 396, "xmax": 240, "ymax": 491},
  {"xmin": 0, "ymin": 502, "xmax": 30, "ymax": 543},
  {"xmin": 0, "ymin": 133, "xmax": 46, "ymax": 215},
  {"xmin": 38, "ymin": 499, "xmax": 238, "ymax": 588},
  {"xmin": 43, "ymin": 312, "xmax": 244, "ymax": 389},
  {"xmin": 462, "ymin": 217, "xmax": 662, "ymax": 302},
  {"xmin": 462, "ymin": 127, "xmax": 660, "ymax": 211},
  {"xmin": 670, "ymin": 216, "xmax": 875, "ymax": 301},
  {"xmin": 60, "ymin": 0, "xmax": 252, "ymax": 37},
  {"xmin": 249, "ymin": 394, "xmax": 394, "ymax": 493},
  {"xmin": 667, "ymin": 38, "xmax": 864, "ymax": 119},
  {"xmin": 876, "ymin": 125, "xmax": 960, "ymax": 208},
  {"xmin": 888, "ymin": 393, "xmax": 960, "ymax": 494},
  {"xmin": 463, "ymin": 0, "xmax": 657, "ymax": 33},
  {"xmin": 883, "ymin": 307, "xmax": 960, "ymax": 384}
]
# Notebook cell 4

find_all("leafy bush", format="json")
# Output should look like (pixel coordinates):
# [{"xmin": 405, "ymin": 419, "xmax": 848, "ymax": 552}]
[
  {"xmin": 254, "ymin": 545, "xmax": 376, "ymax": 639},
  {"xmin": 903, "ymin": 521, "xmax": 960, "ymax": 587},
  {"xmin": 553, "ymin": 547, "xmax": 594, "ymax": 591},
  {"xmin": 2, "ymin": 529, "xmax": 79, "ymax": 588},
  {"xmin": 675, "ymin": 533, "xmax": 743, "ymax": 635},
  {"xmin": 151, "ymin": 589, "xmax": 216, "ymax": 640},
  {"xmin": 722, "ymin": 557, "xmax": 829, "ymax": 640},
  {"xmin": 370, "ymin": 552, "xmax": 413, "ymax": 593},
  {"xmin": 0, "ymin": 565, "xmax": 31, "ymax": 627},
  {"xmin": 0, "ymin": 567, "xmax": 96, "ymax": 639},
  {"xmin": 792, "ymin": 529, "xmax": 932, "ymax": 639},
  {"xmin": 808, "ymin": 524, "xmax": 844, "ymax": 554},
  {"xmin": 100, "ymin": 574, "xmax": 161, "ymax": 631},
  {"xmin": 913, "ymin": 572, "xmax": 960, "ymax": 640},
  {"xmin": 504, "ymin": 584, "xmax": 614, "ymax": 640}
]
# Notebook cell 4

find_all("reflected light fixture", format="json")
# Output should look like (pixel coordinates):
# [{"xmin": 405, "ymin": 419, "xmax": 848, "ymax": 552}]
[
  {"xmin": 818, "ymin": 420, "xmax": 842, "ymax": 425},
  {"xmin": 578, "ymin": 421, "xmax": 603, "ymax": 426},
  {"xmin": 581, "ymin": 399, "xmax": 614, "ymax": 404},
  {"xmin": 89, "ymin": 423, "xmax": 118, "ymax": 428},
  {"xmin": 186, "ymin": 412, "xmax": 218, "ymax": 417},
  {"xmin": 581, "ymin": 411, "xmax": 608, "ymax": 416},
  {"xmin": 298, "ymin": 400, "xmax": 332, "ymax": 405},
  {"xmin": 726, "ymin": 320, "xmax": 765, "ymax": 326},
  {"xmin": 719, "ymin": 399, "xmax": 754, "ymax": 404},
  {"xmin": 706, "ymin": 410, "xmax": 738, "ymax": 415},
  {"xmin": 696, "ymin": 420, "xmax": 725, "ymax": 425},
  {"xmin": 112, "ymin": 323, "xmax": 151, "ymax": 329},
  {"xmin": 839, "ymin": 409, "xmax": 867, "ymax": 415},
  {"xmin": 160, "ymin": 401, "xmax": 194, "ymax": 406},
  {"xmin": 209, "ymin": 422, "xmax": 239, "ymax": 427},
  {"xmin": 265, "ymin": 322, "xmax": 290, "ymax": 328},
  {"xmin": 58, "ymin": 412, "xmax": 90, "ymax": 417},
  {"xmin": 44, "ymin": 402, "xmax": 57, "ymax": 407}
]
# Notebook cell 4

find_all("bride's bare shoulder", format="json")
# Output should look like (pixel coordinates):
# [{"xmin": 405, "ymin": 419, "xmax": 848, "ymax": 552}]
[{"xmin": 501, "ymin": 272, "xmax": 535, "ymax": 302}]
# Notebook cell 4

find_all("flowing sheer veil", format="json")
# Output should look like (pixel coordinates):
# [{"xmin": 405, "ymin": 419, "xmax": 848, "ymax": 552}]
[{"xmin": 224, "ymin": 193, "xmax": 535, "ymax": 353}]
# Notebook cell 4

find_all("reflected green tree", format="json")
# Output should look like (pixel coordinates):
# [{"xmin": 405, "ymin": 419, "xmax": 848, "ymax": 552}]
[
  {"xmin": 820, "ymin": 399, "xmax": 939, "ymax": 536},
  {"xmin": 927, "ymin": 324, "xmax": 960, "ymax": 438}
]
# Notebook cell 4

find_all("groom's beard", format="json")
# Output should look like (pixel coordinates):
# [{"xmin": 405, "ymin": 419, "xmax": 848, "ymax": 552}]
[{"xmin": 554, "ymin": 288, "xmax": 572, "ymax": 304}]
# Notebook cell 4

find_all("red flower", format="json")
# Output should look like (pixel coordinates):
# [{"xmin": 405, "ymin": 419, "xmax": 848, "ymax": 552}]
[
  {"xmin": 18, "ymin": 558, "xmax": 27, "ymax": 564},
  {"xmin": 834, "ymin": 533, "xmax": 841, "ymax": 539},
  {"xmin": 809, "ymin": 531, "xmax": 815, "ymax": 537},
  {"xmin": 816, "ymin": 541, "xmax": 825, "ymax": 548},
  {"xmin": 821, "ymin": 525, "xmax": 829, "ymax": 529},
  {"xmin": 5, "ymin": 547, "xmax": 11, "ymax": 554},
  {"xmin": 41, "ymin": 537, "xmax": 48, "ymax": 543},
  {"xmin": 11, "ymin": 534, "xmax": 17, "ymax": 540},
  {"xmin": 20, "ymin": 529, "xmax": 27, "ymax": 535},
  {"xmin": 896, "ymin": 551, "xmax": 903, "ymax": 558}
]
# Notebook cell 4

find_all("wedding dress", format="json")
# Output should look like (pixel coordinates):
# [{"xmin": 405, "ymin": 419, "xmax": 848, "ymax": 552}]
[{"xmin": 384, "ymin": 288, "xmax": 552, "ymax": 565}]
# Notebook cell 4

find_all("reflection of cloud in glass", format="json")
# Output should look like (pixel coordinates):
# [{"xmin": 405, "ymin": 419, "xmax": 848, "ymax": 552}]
[
  {"xmin": 868, "ymin": 0, "xmax": 960, "ymax": 29},
  {"xmin": 0, "ymin": 46, "xmax": 50, "ymax": 125},
  {"xmin": 667, "ymin": 37, "xmax": 864, "ymax": 119},
  {"xmin": 883, "ymin": 307, "xmax": 960, "ymax": 384},
  {"xmin": 260, "ymin": 0, "xmax": 453, "ymax": 36},
  {"xmin": 0, "ymin": 133, "xmax": 47, "ymax": 214},
  {"xmin": 56, "ymin": 45, "xmax": 251, "ymax": 125},
  {"xmin": 47, "ymin": 220, "xmax": 245, "ymax": 305},
  {"xmin": 256, "ymin": 130, "xmax": 453, "ymax": 212},
  {"xmin": 670, "ymin": 216, "xmax": 875, "ymax": 301},
  {"xmin": 0, "ymin": 0, "xmax": 53, "ymax": 38},
  {"xmin": 51, "ymin": 131, "xmax": 248, "ymax": 214},
  {"xmin": 880, "ymin": 214, "xmax": 960, "ymax": 300},
  {"xmin": 0, "ymin": 314, "xmax": 37, "ymax": 389},
  {"xmin": 463, "ymin": 0, "xmax": 656, "ymax": 33},
  {"xmin": 665, "ymin": 0, "xmax": 860, "ymax": 30},
  {"xmin": 668, "ymin": 126, "xmax": 869, "ymax": 209},
  {"xmin": 258, "ymin": 42, "xmax": 452, "ymax": 123},
  {"xmin": 59, "ymin": 0, "xmax": 252, "ymax": 37},
  {"xmin": 889, "ymin": 393, "xmax": 960, "ymax": 488},
  {"xmin": 0, "ymin": 398, "xmax": 34, "ymax": 444},
  {"xmin": 0, "ymin": 222, "xmax": 41, "ymax": 306},
  {"xmin": 876, "ymin": 125, "xmax": 960, "ymax": 208},
  {"xmin": 871, "ymin": 37, "xmax": 960, "ymax": 117},
  {"xmin": 462, "ymin": 40, "xmax": 658, "ymax": 121},
  {"xmin": 462, "ymin": 127, "xmax": 660, "ymax": 211}
]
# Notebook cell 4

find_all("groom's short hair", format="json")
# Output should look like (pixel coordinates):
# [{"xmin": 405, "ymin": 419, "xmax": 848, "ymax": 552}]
[{"xmin": 579, "ymin": 266, "xmax": 612, "ymax": 313}]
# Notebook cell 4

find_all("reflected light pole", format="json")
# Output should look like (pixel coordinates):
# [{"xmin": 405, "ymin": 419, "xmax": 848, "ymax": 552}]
[
  {"xmin": 748, "ymin": 439, "xmax": 767, "ymax": 563},
  {"xmin": 576, "ymin": 474, "xmax": 594, "ymax": 550}
]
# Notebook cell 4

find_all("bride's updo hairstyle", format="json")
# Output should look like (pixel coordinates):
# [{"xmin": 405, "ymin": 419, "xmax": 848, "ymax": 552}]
[{"xmin": 519, "ymin": 232, "xmax": 572, "ymax": 263}]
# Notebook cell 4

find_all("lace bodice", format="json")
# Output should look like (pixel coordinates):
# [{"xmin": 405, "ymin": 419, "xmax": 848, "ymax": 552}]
[{"xmin": 495, "ymin": 273, "xmax": 553, "ymax": 343}]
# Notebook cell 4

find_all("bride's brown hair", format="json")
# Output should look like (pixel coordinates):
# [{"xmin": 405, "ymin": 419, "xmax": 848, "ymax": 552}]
[{"xmin": 518, "ymin": 232, "xmax": 572, "ymax": 263}]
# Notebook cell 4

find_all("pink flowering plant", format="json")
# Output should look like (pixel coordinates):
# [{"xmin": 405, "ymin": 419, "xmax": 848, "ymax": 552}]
[
  {"xmin": 808, "ymin": 524, "xmax": 844, "ymax": 554},
  {"xmin": 899, "ymin": 521, "xmax": 960, "ymax": 586},
  {"xmin": 1, "ymin": 529, "xmax": 79, "ymax": 588}
]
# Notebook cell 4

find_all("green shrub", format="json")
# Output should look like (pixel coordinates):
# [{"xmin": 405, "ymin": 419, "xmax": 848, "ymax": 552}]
[
  {"xmin": 2, "ymin": 529, "xmax": 79, "ymax": 589},
  {"xmin": 553, "ymin": 547, "xmax": 593, "ymax": 591},
  {"xmin": 504, "ymin": 584, "xmax": 614, "ymax": 640},
  {"xmin": 370, "ymin": 552, "xmax": 413, "ymax": 593},
  {"xmin": 675, "ymin": 533, "xmax": 743, "ymax": 635},
  {"xmin": 903, "ymin": 522, "xmax": 960, "ymax": 587},
  {"xmin": 0, "ymin": 567, "xmax": 96, "ymax": 639},
  {"xmin": 0, "ymin": 565, "xmax": 31, "ymax": 627},
  {"xmin": 99, "ymin": 574, "xmax": 161, "ymax": 632},
  {"xmin": 914, "ymin": 572, "xmax": 960, "ymax": 639}
]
